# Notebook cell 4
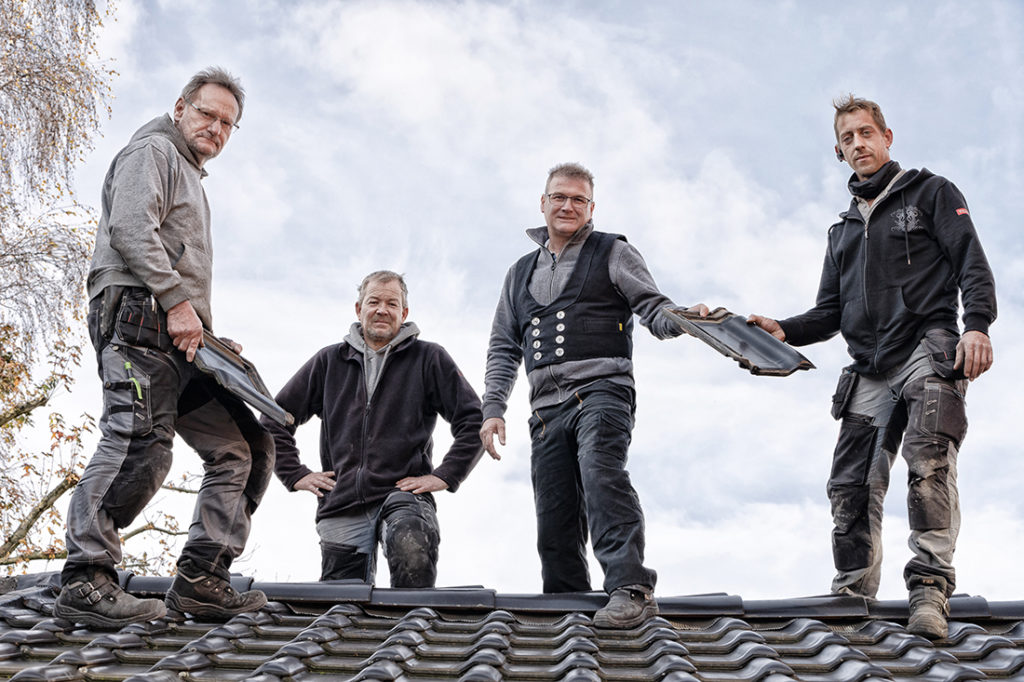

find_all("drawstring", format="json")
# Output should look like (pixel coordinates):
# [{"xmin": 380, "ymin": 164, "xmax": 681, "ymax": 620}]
[{"xmin": 902, "ymin": 194, "xmax": 911, "ymax": 265}]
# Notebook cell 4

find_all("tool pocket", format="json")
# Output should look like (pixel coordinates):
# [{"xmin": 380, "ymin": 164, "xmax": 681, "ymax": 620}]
[
  {"xmin": 114, "ymin": 291, "xmax": 173, "ymax": 352},
  {"xmin": 830, "ymin": 367, "xmax": 858, "ymax": 420},
  {"xmin": 100, "ymin": 346, "xmax": 154, "ymax": 437},
  {"xmin": 920, "ymin": 328, "xmax": 961, "ymax": 380}
]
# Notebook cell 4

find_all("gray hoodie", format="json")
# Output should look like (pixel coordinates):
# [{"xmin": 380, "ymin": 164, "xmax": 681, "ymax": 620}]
[{"xmin": 87, "ymin": 114, "xmax": 216, "ymax": 328}]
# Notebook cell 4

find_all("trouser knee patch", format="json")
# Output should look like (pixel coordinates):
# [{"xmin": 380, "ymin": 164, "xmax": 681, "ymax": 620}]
[
  {"xmin": 384, "ymin": 516, "xmax": 439, "ymax": 588},
  {"xmin": 905, "ymin": 438, "xmax": 953, "ymax": 530},
  {"xmin": 101, "ymin": 425, "xmax": 174, "ymax": 528},
  {"xmin": 320, "ymin": 541, "xmax": 370, "ymax": 581},
  {"xmin": 828, "ymin": 415, "xmax": 881, "ymax": 572},
  {"xmin": 830, "ymin": 484, "xmax": 873, "ymax": 571}
]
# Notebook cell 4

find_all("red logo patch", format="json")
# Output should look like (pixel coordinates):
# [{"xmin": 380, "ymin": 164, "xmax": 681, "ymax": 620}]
[{"xmin": 956, "ymin": 207, "xmax": 969, "ymax": 216}]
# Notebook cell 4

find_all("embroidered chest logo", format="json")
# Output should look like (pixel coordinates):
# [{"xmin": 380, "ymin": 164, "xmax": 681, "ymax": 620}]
[{"xmin": 891, "ymin": 205, "xmax": 922, "ymax": 233}]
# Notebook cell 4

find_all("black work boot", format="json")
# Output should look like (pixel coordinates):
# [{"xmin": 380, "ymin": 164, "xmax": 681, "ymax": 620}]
[
  {"xmin": 165, "ymin": 560, "xmax": 266, "ymax": 620},
  {"xmin": 53, "ymin": 570, "xmax": 166, "ymax": 628},
  {"xmin": 592, "ymin": 584, "xmax": 658, "ymax": 629},
  {"xmin": 908, "ymin": 578, "xmax": 949, "ymax": 640}
]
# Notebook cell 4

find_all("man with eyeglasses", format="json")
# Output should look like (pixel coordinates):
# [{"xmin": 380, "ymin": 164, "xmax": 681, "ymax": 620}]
[
  {"xmin": 481, "ymin": 162, "xmax": 708, "ymax": 628},
  {"xmin": 55, "ymin": 67, "xmax": 272, "ymax": 628}
]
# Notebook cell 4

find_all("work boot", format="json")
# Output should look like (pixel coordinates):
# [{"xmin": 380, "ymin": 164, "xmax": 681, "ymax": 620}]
[
  {"xmin": 908, "ymin": 580, "xmax": 949, "ymax": 640},
  {"xmin": 165, "ymin": 561, "xmax": 266, "ymax": 620},
  {"xmin": 53, "ymin": 571, "xmax": 166, "ymax": 628},
  {"xmin": 592, "ymin": 584, "xmax": 658, "ymax": 629}
]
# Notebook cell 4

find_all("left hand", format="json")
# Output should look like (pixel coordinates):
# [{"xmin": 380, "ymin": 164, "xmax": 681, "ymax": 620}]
[
  {"xmin": 219, "ymin": 337, "xmax": 243, "ymax": 354},
  {"xmin": 954, "ymin": 329, "xmax": 993, "ymax": 380},
  {"xmin": 396, "ymin": 474, "xmax": 448, "ymax": 494},
  {"xmin": 686, "ymin": 303, "xmax": 710, "ymax": 318}
]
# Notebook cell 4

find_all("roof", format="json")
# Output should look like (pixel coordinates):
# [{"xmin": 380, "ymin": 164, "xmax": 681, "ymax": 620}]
[{"xmin": 3, "ymin": 573, "xmax": 1024, "ymax": 681}]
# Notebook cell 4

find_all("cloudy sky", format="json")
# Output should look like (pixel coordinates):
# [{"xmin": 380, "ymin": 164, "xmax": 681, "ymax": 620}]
[{"xmin": 40, "ymin": 0, "xmax": 1024, "ymax": 601}]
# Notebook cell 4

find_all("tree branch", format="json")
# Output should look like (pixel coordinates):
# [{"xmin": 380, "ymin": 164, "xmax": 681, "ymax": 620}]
[
  {"xmin": 160, "ymin": 482, "xmax": 199, "ymax": 495},
  {"xmin": 0, "ymin": 470, "xmax": 77, "ymax": 559},
  {"xmin": 120, "ymin": 523, "xmax": 187, "ymax": 543},
  {"xmin": 0, "ymin": 390, "xmax": 50, "ymax": 430},
  {"xmin": 0, "ymin": 548, "xmax": 66, "ymax": 566}
]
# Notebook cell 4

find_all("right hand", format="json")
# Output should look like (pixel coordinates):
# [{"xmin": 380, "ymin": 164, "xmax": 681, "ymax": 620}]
[
  {"xmin": 480, "ymin": 417, "xmax": 505, "ymax": 461},
  {"xmin": 167, "ymin": 300, "xmax": 204, "ymax": 362},
  {"xmin": 747, "ymin": 314, "xmax": 786, "ymax": 342},
  {"xmin": 295, "ymin": 471, "xmax": 336, "ymax": 497}
]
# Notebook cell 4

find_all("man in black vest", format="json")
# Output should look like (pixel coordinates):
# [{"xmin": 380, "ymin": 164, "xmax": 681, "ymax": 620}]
[{"xmin": 481, "ymin": 162, "xmax": 707, "ymax": 628}]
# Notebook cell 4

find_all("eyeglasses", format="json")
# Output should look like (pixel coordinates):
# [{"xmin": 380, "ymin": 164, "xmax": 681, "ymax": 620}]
[
  {"xmin": 185, "ymin": 99, "xmax": 239, "ymax": 131},
  {"xmin": 546, "ymin": 193, "xmax": 592, "ymax": 208}
]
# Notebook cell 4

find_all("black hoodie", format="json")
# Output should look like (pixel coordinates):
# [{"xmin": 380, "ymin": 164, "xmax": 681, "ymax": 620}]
[{"xmin": 779, "ymin": 165, "xmax": 996, "ymax": 375}]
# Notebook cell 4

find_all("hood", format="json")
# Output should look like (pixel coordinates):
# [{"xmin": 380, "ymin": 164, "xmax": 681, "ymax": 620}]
[
  {"xmin": 344, "ymin": 321, "xmax": 421, "ymax": 355},
  {"xmin": 129, "ymin": 114, "xmax": 207, "ymax": 175}
]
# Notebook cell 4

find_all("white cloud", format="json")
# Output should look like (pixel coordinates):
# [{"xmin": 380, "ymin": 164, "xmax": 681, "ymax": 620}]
[{"xmin": 42, "ymin": 0, "xmax": 1024, "ymax": 603}]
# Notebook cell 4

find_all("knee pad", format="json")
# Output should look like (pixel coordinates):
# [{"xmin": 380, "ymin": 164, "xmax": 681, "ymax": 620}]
[
  {"xmin": 384, "ymin": 514, "xmax": 439, "ymax": 588},
  {"xmin": 320, "ymin": 542, "xmax": 370, "ymax": 582},
  {"xmin": 828, "ymin": 415, "xmax": 883, "ymax": 571},
  {"xmin": 101, "ymin": 427, "xmax": 175, "ymax": 528}
]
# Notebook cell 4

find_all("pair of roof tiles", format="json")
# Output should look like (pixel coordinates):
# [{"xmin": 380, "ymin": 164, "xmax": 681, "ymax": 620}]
[{"xmin": 2, "ymin": 572, "xmax": 1024, "ymax": 681}]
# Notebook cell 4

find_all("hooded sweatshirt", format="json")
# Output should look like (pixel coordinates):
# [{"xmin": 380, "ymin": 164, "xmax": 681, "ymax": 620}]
[
  {"xmin": 779, "ymin": 163, "xmax": 996, "ymax": 375},
  {"xmin": 87, "ymin": 114, "xmax": 215, "ymax": 328}
]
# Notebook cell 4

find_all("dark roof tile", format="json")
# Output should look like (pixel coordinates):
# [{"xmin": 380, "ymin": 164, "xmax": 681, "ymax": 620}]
[{"xmin": 5, "ymin": 575, "xmax": 1024, "ymax": 680}]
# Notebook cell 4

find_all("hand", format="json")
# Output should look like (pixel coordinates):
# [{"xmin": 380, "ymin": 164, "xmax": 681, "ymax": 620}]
[
  {"xmin": 219, "ymin": 337, "xmax": 243, "ymax": 354},
  {"xmin": 396, "ymin": 474, "xmax": 448, "ymax": 494},
  {"xmin": 686, "ymin": 303, "xmax": 710, "ymax": 318},
  {"xmin": 480, "ymin": 417, "xmax": 505, "ymax": 460},
  {"xmin": 747, "ymin": 314, "xmax": 786, "ymax": 341},
  {"xmin": 294, "ymin": 471, "xmax": 336, "ymax": 497},
  {"xmin": 954, "ymin": 330, "xmax": 993, "ymax": 380},
  {"xmin": 167, "ymin": 300, "xmax": 204, "ymax": 362}
]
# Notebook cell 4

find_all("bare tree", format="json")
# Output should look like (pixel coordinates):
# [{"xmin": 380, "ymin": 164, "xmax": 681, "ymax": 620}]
[{"xmin": 0, "ymin": 0, "xmax": 189, "ymax": 576}]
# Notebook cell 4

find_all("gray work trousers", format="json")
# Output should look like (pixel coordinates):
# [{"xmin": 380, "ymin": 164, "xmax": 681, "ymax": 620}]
[
  {"xmin": 62, "ymin": 291, "xmax": 274, "ymax": 584},
  {"xmin": 829, "ymin": 329, "xmax": 967, "ymax": 598},
  {"xmin": 316, "ymin": 490, "xmax": 440, "ymax": 587}
]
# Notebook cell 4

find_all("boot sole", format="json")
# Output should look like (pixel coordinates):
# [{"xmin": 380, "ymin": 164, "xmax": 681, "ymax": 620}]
[
  {"xmin": 165, "ymin": 591, "xmax": 267, "ymax": 619},
  {"xmin": 53, "ymin": 600, "xmax": 166, "ymax": 628},
  {"xmin": 592, "ymin": 603, "xmax": 659, "ymax": 629}
]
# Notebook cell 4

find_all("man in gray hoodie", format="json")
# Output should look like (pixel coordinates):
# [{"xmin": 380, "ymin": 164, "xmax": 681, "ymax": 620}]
[
  {"xmin": 54, "ymin": 67, "xmax": 273, "ymax": 628},
  {"xmin": 265, "ymin": 271, "xmax": 485, "ymax": 587}
]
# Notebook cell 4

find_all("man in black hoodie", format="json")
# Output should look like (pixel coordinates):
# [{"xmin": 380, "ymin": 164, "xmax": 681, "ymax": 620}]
[
  {"xmin": 749, "ymin": 95, "xmax": 996, "ymax": 640},
  {"xmin": 264, "ymin": 271, "xmax": 486, "ymax": 587}
]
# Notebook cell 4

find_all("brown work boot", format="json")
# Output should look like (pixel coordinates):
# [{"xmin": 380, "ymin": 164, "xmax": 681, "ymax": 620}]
[
  {"xmin": 593, "ymin": 584, "xmax": 658, "ymax": 629},
  {"xmin": 165, "ymin": 561, "xmax": 266, "ymax": 620},
  {"xmin": 53, "ymin": 571, "xmax": 166, "ymax": 628},
  {"xmin": 908, "ymin": 581, "xmax": 949, "ymax": 640}
]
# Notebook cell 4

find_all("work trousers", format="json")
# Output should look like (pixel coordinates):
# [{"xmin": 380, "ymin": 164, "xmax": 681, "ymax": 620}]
[
  {"xmin": 829, "ymin": 329, "xmax": 967, "ymax": 598},
  {"xmin": 528, "ymin": 380, "xmax": 656, "ymax": 594},
  {"xmin": 316, "ymin": 490, "xmax": 440, "ymax": 587},
  {"xmin": 62, "ymin": 291, "xmax": 274, "ymax": 585}
]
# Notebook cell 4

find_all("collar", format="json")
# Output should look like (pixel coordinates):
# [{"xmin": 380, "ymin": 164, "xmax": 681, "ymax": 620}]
[{"xmin": 848, "ymin": 160, "xmax": 902, "ymax": 200}]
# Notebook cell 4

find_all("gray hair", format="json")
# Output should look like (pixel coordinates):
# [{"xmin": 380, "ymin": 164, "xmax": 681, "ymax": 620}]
[
  {"xmin": 358, "ymin": 270, "xmax": 408, "ymax": 308},
  {"xmin": 546, "ymin": 162, "xmax": 594, "ymax": 194},
  {"xmin": 181, "ymin": 66, "xmax": 245, "ymax": 123}
]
